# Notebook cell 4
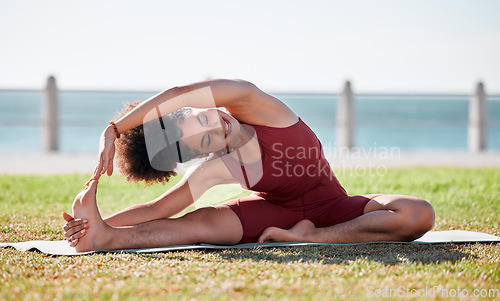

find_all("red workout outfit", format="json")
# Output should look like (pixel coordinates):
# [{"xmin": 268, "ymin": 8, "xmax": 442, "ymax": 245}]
[{"xmin": 221, "ymin": 118, "xmax": 376, "ymax": 244}]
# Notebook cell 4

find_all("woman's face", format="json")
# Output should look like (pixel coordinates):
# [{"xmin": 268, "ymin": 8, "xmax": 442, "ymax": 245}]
[{"xmin": 179, "ymin": 108, "xmax": 241, "ymax": 155}]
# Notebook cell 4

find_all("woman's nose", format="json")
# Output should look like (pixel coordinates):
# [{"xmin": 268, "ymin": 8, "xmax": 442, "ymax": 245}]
[
  {"xmin": 209, "ymin": 119, "xmax": 220, "ymax": 128},
  {"xmin": 206, "ymin": 114, "xmax": 222, "ymax": 130},
  {"xmin": 207, "ymin": 113, "xmax": 221, "ymax": 127},
  {"xmin": 208, "ymin": 125, "xmax": 223, "ymax": 136}
]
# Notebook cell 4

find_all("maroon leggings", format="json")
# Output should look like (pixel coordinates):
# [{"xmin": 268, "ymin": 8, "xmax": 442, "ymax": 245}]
[{"xmin": 223, "ymin": 193, "xmax": 381, "ymax": 244}]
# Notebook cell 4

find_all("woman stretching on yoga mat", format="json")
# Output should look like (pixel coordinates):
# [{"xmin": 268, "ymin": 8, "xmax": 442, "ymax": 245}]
[{"xmin": 62, "ymin": 79, "xmax": 435, "ymax": 252}]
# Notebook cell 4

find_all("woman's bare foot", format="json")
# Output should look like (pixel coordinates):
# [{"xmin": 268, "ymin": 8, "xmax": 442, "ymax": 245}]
[
  {"xmin": 257, "ymin": 219, "xmax": 318, "ymax": 243},
  {"xmin": 71, "ymin": 180, "xmax": 113, "ymax": 252}
]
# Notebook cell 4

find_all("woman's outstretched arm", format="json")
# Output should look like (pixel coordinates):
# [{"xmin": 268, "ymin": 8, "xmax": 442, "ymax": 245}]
[
  {"xmin": 64, "ymin": 178, "xmax": 196, "ymax": 243},
  {"xmin": 103, "ymin": 176, "xmax": 195, "ymax": 227},
  {"xmin": 65, "ymin": 158, "xmax": 234, "ymax": 245},
  {"xmin": 113, "ymin": 79, "xmax": 256, "ymax": 135}
]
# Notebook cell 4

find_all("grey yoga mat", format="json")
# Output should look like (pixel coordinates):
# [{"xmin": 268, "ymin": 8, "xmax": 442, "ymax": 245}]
[{"xmin": 1, "ymin": 230, "xmax": 499, "ymax": 256}]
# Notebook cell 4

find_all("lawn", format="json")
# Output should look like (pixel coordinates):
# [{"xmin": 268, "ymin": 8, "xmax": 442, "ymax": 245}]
[{"xmin": 1, "ymin": 168, "xmax": 499, "ymax": 300}]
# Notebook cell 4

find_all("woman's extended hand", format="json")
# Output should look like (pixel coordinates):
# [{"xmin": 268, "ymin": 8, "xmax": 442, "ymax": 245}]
[
  {"xmin": 62, "ymin": 211, "xmax": 89, "ymax": 247},
  {"xmin": 88, "ymin": 125, "xmax": 117, "ymax": 184}
]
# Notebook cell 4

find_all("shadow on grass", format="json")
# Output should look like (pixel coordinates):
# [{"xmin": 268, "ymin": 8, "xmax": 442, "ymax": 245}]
[{"xmin": 214, "ymin": 243, "xmax": 478, "ymax": 266}]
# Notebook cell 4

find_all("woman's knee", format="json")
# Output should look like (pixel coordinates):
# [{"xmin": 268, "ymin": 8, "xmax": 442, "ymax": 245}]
[
  {"xmin": 399, "ymin": 198, "xmax": 435, "ymax": 240},
  {"xmin": 369, "ymin": 195, "xmax": 435, "ymax": 240}
]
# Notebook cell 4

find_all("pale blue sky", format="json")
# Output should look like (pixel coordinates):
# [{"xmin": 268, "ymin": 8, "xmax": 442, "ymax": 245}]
[{"xmin": 1, "ymin": 0, "xmax": 499, "ymax": 93}]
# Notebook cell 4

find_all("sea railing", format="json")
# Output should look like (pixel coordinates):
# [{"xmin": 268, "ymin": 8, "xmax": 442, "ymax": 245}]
[
  {"xmin": 335, "ymin": 80, "xmax": 489, "ymax": 153},
  {"xmin": 38, "ymin": 76, "xmax": 491, "ymax": 153}
]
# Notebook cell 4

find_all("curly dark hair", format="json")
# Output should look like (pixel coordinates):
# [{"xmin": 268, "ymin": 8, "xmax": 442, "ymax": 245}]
[{"xmin": 114, "ymin": 102, "xmax": 200, "ymax": 185}]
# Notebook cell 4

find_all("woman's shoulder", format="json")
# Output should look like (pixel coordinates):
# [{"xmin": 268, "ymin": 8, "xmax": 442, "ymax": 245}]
[{"xmin": 227, "ymin": 91, "xmax": 298, "ymax": 128}]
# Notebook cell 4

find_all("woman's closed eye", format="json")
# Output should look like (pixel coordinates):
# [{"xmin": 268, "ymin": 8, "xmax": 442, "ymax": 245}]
[
  {"xmin": 198, "ymin": 113, "xmax": 211, "ymax": 148},
  {"xmin": 201, "ymin": 133, "xmax": 211, "ymax": 148},
  {"xmin": 197, "ymin": 113, "xmax": 209, "ymax": 126}
]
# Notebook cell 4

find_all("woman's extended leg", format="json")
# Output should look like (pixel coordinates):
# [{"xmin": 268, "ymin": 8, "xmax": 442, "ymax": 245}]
[
  {"xmin": 258, "ymin": 194, "xmax": 435, "ymax": 244},
  {"xmin": 72, "ymin": 180, "xmax": 243, "ymax": 252}
]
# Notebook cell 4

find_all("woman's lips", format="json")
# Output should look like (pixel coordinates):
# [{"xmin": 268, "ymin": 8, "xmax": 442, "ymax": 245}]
[{"xmin": 222, "ymin": 117, "xmax": 232, "ymax": 138}]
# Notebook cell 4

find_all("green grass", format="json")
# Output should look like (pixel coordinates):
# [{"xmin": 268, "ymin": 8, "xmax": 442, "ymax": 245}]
[{"xmin": 1, "ymin": 168, "xmax": 499, "ymax": 300}]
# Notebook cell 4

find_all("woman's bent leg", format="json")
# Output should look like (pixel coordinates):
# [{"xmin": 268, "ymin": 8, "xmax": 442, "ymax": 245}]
[{"xmin": 258, "ymin": 194, "xmax": 435, "ymax": 243}]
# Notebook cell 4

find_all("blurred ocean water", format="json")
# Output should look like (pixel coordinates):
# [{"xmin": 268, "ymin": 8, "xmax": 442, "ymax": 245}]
[{"xmin": 0, "ymin": 90, "xmax": 499, "ymax": 153}]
